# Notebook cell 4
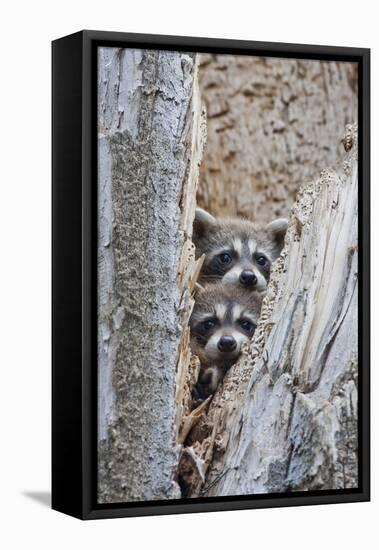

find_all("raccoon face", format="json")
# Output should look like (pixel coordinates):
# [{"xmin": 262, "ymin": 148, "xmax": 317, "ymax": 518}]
[
  {"xmin": 193, "ymin": 208, "xmax": 288, "ymax": 291},
  {"xmin": 190, "ymin": 284, "xmax": 262, "ymax": 369}
]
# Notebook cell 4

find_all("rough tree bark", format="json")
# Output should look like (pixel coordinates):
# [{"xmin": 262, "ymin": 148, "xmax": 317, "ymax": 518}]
[
  {"xmin": 97, "ymin": 48, "xmax": 358, "ymax": 502},
  {"xmin": 183, "ymin": 125, "xmax": 358, "ymax": 497},
  {"xmin": 197, "ymin": 55, "xmax": 358, "ymax": 222},
  {"xmin": 97, "ymin": 47, "xmax": 206, "ymax": 503}
]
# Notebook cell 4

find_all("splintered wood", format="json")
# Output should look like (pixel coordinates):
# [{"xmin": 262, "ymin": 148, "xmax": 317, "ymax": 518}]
[
  {"xmin": 98, "ymin": 49, "xmax": 206, "ymax": 503},
  {"xmin": 98, "ymin": 45, "xmax": 358, "ymax": 501},
  {"xmin": 175, "ymin": 63, "xmax": 207, "ymax": 444},
  {"xmin": 180, "ymin": 125, "xmax": 358, "ymax": 497}
]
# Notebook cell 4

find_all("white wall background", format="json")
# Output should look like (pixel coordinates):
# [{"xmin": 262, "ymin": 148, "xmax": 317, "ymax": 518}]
[{"xmin": 0, "ymin": 0, "xmax": 376, "ymax": 547}]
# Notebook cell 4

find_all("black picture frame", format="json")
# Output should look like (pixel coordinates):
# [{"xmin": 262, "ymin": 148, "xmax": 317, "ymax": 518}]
[{"xmin": 52, "ymin": 30, "xmax": 370, "ymax": 520}]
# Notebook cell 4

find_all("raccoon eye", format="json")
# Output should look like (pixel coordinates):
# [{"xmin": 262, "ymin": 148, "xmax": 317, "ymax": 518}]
[
  {"xmin": 256, "ymin": 255, "xmax": 267, "ymax": 267},
  {"xmin": 203, "ymin": 319, "xmax": 217, "ymax": 331},
  {"xmin": 218, "ymin": 252, "xmax": 232, "ymax": 265},
  {"xmin": 239, "ymin": 319, "xmax": 255, "ymax": 333}
]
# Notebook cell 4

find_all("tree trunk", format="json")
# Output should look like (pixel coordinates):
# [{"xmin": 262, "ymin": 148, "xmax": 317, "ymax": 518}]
[
  {"xmin": 97, "ymin": 47, "xmax": 358, "ymax": 502},
  {"xmin": 197, "ymin": 55, "xmax": 358, "ymax": 222},
  {"xmin": 184, "ymin": 125, "xmax": 358, "ymax": 497},
  {"xmin": 97, "ymin": 47, "xmax": 206, "ymax": 503}
]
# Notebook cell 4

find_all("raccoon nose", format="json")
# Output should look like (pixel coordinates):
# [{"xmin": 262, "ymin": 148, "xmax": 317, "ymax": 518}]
[
  {"xmin": 239, "ymin": 270, "xmax": 257, "ymax": 287},
  {"xmin": 217, "ymin": 335, "xmax": 237, "ymax": 352}
]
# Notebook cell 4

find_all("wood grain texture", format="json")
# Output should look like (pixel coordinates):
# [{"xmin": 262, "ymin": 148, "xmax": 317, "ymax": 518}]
[
  {"xmin": 97, "ymin": 49, "xmax": 358, "ymax": 502},
  {"xmin": 97, "ymin": 47, "xmax": 205, "ymax": 503},
  {"xmin": 197, "ymin": 54, "xmax": 358, "ymax": 222},
  {"xmin": 185, "ymin": 125, "xmax": 358, "ymax": 497}
]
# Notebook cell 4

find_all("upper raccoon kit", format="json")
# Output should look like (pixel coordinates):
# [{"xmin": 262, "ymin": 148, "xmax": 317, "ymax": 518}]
[
  {"xmin": 193, "ymin": 208, "xmax": 288, "ymax": 291},
  {"xmin": 190, "ymin": 284, "xmax": 262, "ymax": 400}
]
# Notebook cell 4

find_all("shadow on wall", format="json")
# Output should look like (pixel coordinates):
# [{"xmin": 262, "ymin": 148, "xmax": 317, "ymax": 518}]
[{"xmin": 22, "ymin": 491, "xmax": 51, "ymax": 508}]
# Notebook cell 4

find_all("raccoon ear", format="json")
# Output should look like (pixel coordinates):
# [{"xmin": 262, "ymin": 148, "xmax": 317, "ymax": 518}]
[
  {"xmin": 266, "ymin": 218, "xmax": 288, "ymax": 245},
  {"xmin": 193, "ymin": 208, "xmax": 216, "ymax": 242}
]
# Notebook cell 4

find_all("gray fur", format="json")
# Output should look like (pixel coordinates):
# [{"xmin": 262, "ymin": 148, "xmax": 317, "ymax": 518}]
[
  {"xmin": 190, "ymin": 284, "xmax": 262, "ymax": 396},
  {"xmin": 193, "ymin": 208, "xmax": 288, "ymax": 290}
]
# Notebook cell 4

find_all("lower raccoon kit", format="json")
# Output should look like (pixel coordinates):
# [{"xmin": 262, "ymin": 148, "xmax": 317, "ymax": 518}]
[
  {"xmin": 193, "ymin": 208, "xmax": 288, "ymax": 291},
  {"xmin": 190, "ymin": 284, "xmax": 262, "ymax": 400}
]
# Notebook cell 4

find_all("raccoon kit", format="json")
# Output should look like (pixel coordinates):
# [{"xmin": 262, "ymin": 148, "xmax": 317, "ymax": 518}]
[
  {"xmin": 193, "ymin": 208, "xmax": 288, "ymax": 291},
  {"xmin": 190, "ymin": 283, "xmax": 262, "ymax": 402}
]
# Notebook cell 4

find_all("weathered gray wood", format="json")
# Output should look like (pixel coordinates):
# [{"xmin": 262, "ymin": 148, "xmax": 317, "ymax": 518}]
[
  {"xmin": 97, "ymin": 49, "xmax": 358, "ymax": 501},
  {"xmin": 97, "ymin": 47, "xmax": 205, "ymax": 503},
  {"xmin": 185, "ymin": 125, "xmax": 358, "ymax": 497}
]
